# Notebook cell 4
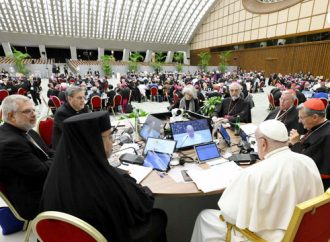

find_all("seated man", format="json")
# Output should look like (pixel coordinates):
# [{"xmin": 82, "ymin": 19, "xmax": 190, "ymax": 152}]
[
  {"xmin": 265, "ymin": 90, "xmax": 303, "ymax": 133},
  {"xmin": 212, "ymin": 82, "xmax": 251, "ymax": 123},
  {"xmin": 289, "ymin": 98, "xmax": 330, "ymax": 190},
  {"xmin": 52, "ymin": 86, "xmax": 89, "ymax": 149},
  {"xmin": 180, "ymin": 125, "xmax": 203, "ymax": 147},
  {"xmin": 191, "ymin": 120, "xmax": 323, "ymax": 242},
  {"xmin": 42, "ymin": 111, "xmax": 167, "ymax": 242},
  {"xmin": 0, "ymin": 95, "xmax": 54, "ymax": 220}
]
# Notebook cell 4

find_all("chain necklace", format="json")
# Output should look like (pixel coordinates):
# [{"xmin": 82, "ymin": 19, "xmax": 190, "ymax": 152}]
[{"xmin": 300, "ymin": 120, "xmax": 329, "ymax": 143}]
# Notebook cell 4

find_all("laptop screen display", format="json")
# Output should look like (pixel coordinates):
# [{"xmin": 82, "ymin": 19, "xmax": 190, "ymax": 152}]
[
  {"xmin": 195, "ymin": 142, "xmax": 220, "ymax": 162},
  {"xmin": 170, "ymin": 119, "xmax": 212, "ymax": 149},
  {"xmin": 144, "ymin": 138, "xmax": 176, "ymax": 155},
  {"xmin": 219, "ymin": 125, "xmax": 231, "ymax": 146},
  {"xmin": 139, "ymin": 115, "xmax": 163, "ymax": 140}
]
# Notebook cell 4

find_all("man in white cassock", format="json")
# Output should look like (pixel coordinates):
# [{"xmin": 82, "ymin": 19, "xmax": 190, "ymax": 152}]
[{"xmin": 191, "ymin": 119, "xmax": 324, "ymax": 242}]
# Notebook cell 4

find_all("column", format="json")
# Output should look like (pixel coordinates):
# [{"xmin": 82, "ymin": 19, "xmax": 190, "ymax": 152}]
[
  {"xmin": 70, "ymin": 46, "xmax": 77, "ymax": 60},
  {"xmin": 39, "ymin": 45, "xmax": 47, "ymax": 59},
  {"xmin": 183, "ymin": 51, "xmax": 190, "ymax": 65},
  {"xmin": 2, "ymin": 42, "xmax": 13, "ymax": 56},
  {"xmin": 144, "ymin": 49, "xmax": 152, "ymax": 62},
  {"xmin": 165, "ymin": 51, "xmax": 174, "ymax": 63},
  {"xmin": 122, "ymin": 48, "xmax": 130, "ymax": 61},
  {"xmin": 98, "ymin": 47, "xmax": 104, "ymax": 60}
]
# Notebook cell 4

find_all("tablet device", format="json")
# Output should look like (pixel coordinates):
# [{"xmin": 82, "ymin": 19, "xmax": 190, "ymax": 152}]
[
  {"xmin": 218, "ymin": 125, "xmax": 231, "ymax": 146},
  {"xmin": 143, "ymin": 151, "xmax": 171, "ymax": 172},
  {"xmin": 170, "ymin": 119, "xmax": 212, "ymax": 149},
  {"xmin": 139, "ymin": 115, "xmax": 163, "ymax": 140},
  {"xmin": 194, "ymin": 142, "xmax": 221, "ymax": 163},
  {"xmin": 143, "ymin": 138, "xmax": 177, "ymax": 155}
]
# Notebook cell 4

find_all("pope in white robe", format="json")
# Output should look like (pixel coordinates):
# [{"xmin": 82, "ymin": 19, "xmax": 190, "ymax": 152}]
[{"xmin": 191, "ymin": 120, "xmax": 324, "ymax": 242}]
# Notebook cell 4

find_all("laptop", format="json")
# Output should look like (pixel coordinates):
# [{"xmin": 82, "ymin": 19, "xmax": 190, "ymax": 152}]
[
  {"xmin": 170, "ymin": 119, "xmax": 213, "ymax": 150},
  {"xmin": 194, "ymin": 142, "xmax": 228, "ymax": 166},
  {"xmin": 218, "ymin": 125, "xmax": 231, "ymax": 146},
  {"xmin": 143, "ymin": 138, "xmax": 177, "ymax": 155}
]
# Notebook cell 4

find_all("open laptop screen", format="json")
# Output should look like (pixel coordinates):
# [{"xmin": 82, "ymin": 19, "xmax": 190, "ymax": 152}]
[
  {"xmin": 170, "ymin": 119, "xmax": 212, "ymax": 149},
  {"xmin": 139, "ymin": 115, "xmax": 163, "ymax": 140},
  {"xmin": 195, "ymin": 142, "xmax": 221, "ymax": 162},
  {"xmin": 144, "ymin": 138, "xmax": 176, "ymax": 155}
]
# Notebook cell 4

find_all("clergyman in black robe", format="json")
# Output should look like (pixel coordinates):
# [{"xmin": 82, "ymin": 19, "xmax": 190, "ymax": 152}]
[{"xmin": 41, "ymin": 111, "xmax": 167, "ymax": 242}]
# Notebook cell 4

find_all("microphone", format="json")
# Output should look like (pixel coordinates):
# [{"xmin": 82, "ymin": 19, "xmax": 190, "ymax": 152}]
[{"xmin": 180, "ymin": 135, "xmax": 189, "ymax": 148}]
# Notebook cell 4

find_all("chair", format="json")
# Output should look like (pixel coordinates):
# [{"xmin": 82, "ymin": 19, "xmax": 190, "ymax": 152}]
[
  {"xmin": 293, "ymin": 97, "xmax": 299, "ymax": 106},
  {"xmin": 110, "ymin": 94, "xmax": 122, "ymax": 116},
  {"xmin": 267, "ymin": 93, "xmax": 275, "ymax": 110},
  {"xmin": 150, "ymin": 87, "xmax": 158, "ymax": 102},
  {"xmin": 0, "ymin": 89, "xmax": 9, "ymax": 104},
  {"xmin": 27, "ymin": 211, "xmax": 107, "ymax": 242},
  {"xmin": 220, "ymin": 188, "xmax": 330, "ymax": 242},
  {"xmin": 91, "ymin": 96, "xmax": 102, "ymax": 112},
  {"xmin": 173, "ymin": 93, "xmax": 180, "ymax": 105},
  {"xmin": 37, "ymin": 116, "xmax": 54, "ymax": 147},
  {"xmin": 0, "ymin": 182, "xmax": 31, "ymax": 241},
  {"xmin": 50, "ymin": 96, "xmax": 61, "ymax": 110},
  {"xmin": 17, "ymin": 88, "xmax": 27, "ymax": 96}
]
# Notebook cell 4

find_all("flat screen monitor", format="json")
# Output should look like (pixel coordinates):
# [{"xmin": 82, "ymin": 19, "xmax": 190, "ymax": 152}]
[
  {"xmin": 143, "ymin": 138, "xmax": 177, "ymax": 155},
  {"xmin": 139, "ymin": 115, "xmax": 163, "ymax": 140},
  {"xmin": 170, "ymin": 119, "xmax": 212, "ymax": 149}
]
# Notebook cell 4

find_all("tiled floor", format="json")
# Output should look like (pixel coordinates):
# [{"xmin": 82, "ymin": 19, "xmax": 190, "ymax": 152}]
[{"xmin": 0, "ymin": 80, "xmax": 272, "ymax": 241}]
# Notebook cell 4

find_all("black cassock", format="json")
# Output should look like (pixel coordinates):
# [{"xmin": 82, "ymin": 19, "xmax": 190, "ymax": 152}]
[
  {"xmin": 291, "ymin": 121, "xmax": 330, "ymax": 190},
  {"xmin": 213, "ymin": 97, "xmax": 251, "ymax": 123}
]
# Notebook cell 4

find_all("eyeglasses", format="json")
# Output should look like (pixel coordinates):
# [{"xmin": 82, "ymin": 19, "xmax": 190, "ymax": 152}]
[
  {"xmin": 229, "ymin": 89, "xmax": 240, "ymax": 92},
  {"xmin": 16, "ymin": 109, "xmax": 36, "ymax": 115}
]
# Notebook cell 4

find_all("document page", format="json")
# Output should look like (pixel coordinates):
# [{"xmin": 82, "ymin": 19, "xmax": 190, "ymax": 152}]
[
  {"xmin": 187, "ymin": 162, "xmax": 242, "ymax": 193},
  {"xmin": 118, "ymin": 163, "xmax": 152, "ymax": 184}
]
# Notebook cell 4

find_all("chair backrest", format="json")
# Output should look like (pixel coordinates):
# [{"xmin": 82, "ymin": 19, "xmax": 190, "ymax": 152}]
[
  {"xmin": 37, "ymin": 116, "xmax": 54, "ymax": 147},
  {"xmin": 173, "ymin": 93, "xmax": 180, "ymax": 104},
  {"xmin": 32, "ymin": 211, "xmax": 107, "ymax": 242},
  {"xmin": 150, "ymin": 87, "xmax": 158, "ymax": 96},
  {"xmin": 91, "ymin": 96, "xmax": 102, "ymax": 111},
  {"xmin": 0, "ymin": 89, "xmax": 9, "ymax": 101},
  {"xmin": 51, "ymin": 96, "xmax": 61, "ymax": 108},
  {"xmin": 0, "ymin": 182, "xmax": 29, "ymax": 230},
  {"xmin": 113, "ymin": 94, "xmax": 122, "ymax": 107},
  {"xmin": 293, "ymin": 97, "xmax": 299, "ymax": 106},
  {"xmin": 268, "ymin": 93, "xmax": 275, "ymax": 108},
  {"xmin": 282, "ymin": 188, "xmax": 330, "ymax": 242},
  {"xmin": 17, "ymin": 88, "xmax": 27, "ymax": 96}
]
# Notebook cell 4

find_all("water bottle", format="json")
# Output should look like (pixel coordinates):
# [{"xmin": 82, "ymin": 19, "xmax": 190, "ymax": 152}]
[{"xmin": 234, "ymin": 115, "xmax": 240, "ymax": 136}]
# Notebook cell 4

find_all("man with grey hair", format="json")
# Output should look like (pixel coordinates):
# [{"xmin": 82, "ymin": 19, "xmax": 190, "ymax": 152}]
[
  {"xmin": 191, "ymin": 120, "xmax": 323, "ymax": 242},
  {"xmin": 52, "ymin": 85, "xmax": 89, "ymax": 149},
  {"xmin": 265, "ymin": 90, "xmax": 302, "ymax": 133},
  {"xmin": 212, "ymin": 82, "xmax": 251, "ymax": 123},
  {"xmin": 0, "ymin": 95, "xmax": 54, "ymax": 220},
  {"xmin": 289, "ymin": 98, "xmax": 330, "ymax": 190}
]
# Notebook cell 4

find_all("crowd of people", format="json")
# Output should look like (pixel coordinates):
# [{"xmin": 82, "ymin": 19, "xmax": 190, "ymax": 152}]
[{"xmin": 0, "ymin": 66, "xmax": 330, "ymax": 241}]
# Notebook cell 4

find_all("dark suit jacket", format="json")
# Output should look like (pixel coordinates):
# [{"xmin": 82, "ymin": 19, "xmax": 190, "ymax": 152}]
[
  {"xmin": 52, "ymin": 102, "xmax": 89, "ymax": 149},
  {"xmin": 0, "ymin": 123, "xmax": 54, "ymax": 220}
]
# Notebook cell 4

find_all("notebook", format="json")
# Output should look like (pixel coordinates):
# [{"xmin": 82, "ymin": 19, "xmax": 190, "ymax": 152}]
[
  {"xmin": 170, "ymin": 119, "xmax": 213, "ymax": 149},
  {"xmin": 194, "ymin": 142, "xmax": 228, "ymax": 166},
  {"xmin": 218, "ymin": 125, "xmax": 231, "ymax": 146}
]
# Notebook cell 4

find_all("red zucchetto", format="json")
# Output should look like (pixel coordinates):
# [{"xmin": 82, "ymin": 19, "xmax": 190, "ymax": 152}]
[{"xmin": 303, "ymin": 98, "xmax": 327, "ymax": 111}]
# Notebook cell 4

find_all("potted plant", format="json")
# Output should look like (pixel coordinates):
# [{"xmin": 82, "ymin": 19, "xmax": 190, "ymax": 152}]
[
  {"xmin": 12, "ymin": 48, "xmax": 30, "ymax": 75},
  {"xmin": 201, "ymin": 96, "xmax": 222, "ymax": 117},
  {"xmin": 128, "ymin": 52, "xmax": 144, "ymax": 73},
  {"xmin": 173, "ymin": 52, "xmax": 184, "ymax": 72},
  {"xmin": 151, "ymin": 52, "xmax": 166, "ymax": 73},
  {"xmin": 198, "ymin": 51, "xmax": 211, "ymax": 72},
  {"xmin": 101, "ymin": 55, "xmax": 115, "ymax": 76},
  {"xmin": 218, "ymin": 51, "xmax": 232, "ymax": 73}
]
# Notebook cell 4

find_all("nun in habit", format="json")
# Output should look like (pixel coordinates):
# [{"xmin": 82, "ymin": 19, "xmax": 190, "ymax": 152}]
[{"xmin": 41, "ymin": 111, "xmax": 167, "ymax": 242}]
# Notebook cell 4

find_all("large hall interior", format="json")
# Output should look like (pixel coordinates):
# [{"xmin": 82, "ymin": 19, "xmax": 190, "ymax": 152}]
[{"xmin": 1, "ymin": 0, "xmax": 330, "ymax": 241}]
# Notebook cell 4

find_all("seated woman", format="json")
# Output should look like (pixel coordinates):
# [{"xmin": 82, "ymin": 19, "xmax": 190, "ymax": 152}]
[
  {"xmin": 41, "ymin": 111, "xmax": 167, "ymax": 242},
  {"xmin": 171, "ymin": 85, "xmax": 200, "ymax": 112}
]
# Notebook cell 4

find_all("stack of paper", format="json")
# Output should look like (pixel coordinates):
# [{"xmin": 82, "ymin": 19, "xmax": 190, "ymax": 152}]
[
  {"xmin": 118, "ymin": 163, "xmax": 152, "ymax": 184},
  {"xmin": 187, "ymin": 162, "xmax": 242, "ymax": 193}
]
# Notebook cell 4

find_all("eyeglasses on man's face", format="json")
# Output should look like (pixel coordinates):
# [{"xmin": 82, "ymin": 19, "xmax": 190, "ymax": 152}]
[{"xmin": 16, "ymin": 108, "xmax": 36, "ymax": 116}]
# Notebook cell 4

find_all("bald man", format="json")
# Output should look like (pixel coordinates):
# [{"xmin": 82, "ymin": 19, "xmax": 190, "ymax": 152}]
[
  {"xmin": 191, "ymin": 120, "xmax": 323, "ymax": 242},
  {"xmin": 179, "ymin": 125, "xmax": 203, "ymax": 148},
  {"xmin": 212, "ymin": 82, "xmax": 251, "ymax": 123}
]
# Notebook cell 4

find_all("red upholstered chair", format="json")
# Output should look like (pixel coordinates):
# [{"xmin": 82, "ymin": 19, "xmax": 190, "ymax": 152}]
[
  {"xmin": 267, "ymin": 93, "xmax": 275, "ymax": 110},
  {"xmin": 37, "ymin": 116, "xmax": 54, "ymax": 147},
  {"xmin": 17, "ymin": 88, "xmax": 28, "ymax": 96},
  {"xmin": 220, "ymin": 188, "xmax": 330, "ymax": 242},
  {"xmin": 110, "ymin": 94, "xmax": 123, "ymax": 116},
  {"xmin": 293, "ymin": 97, "xmax": 299, "ymax": 106},
  {"xmin": 150, "ymin": 87, "xmax": 158, "ymax": 102},
  {"xmin": 50, "ymin": 96, "xmax": 61, "ymax": 110},
  {"xmin": 27, "ymin": 211, "xmax": 107, "ymax": 242},
  {"xmin": 0, "ymin": 89, "xmax": 9, "ymax": 104},
  {"xmin": 91, "ymin": 96, "xmax": 102, "ymax": 112},
  {"xmin": 173, "ymin": 93, "xmax": 180, "ymax": 105}
]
